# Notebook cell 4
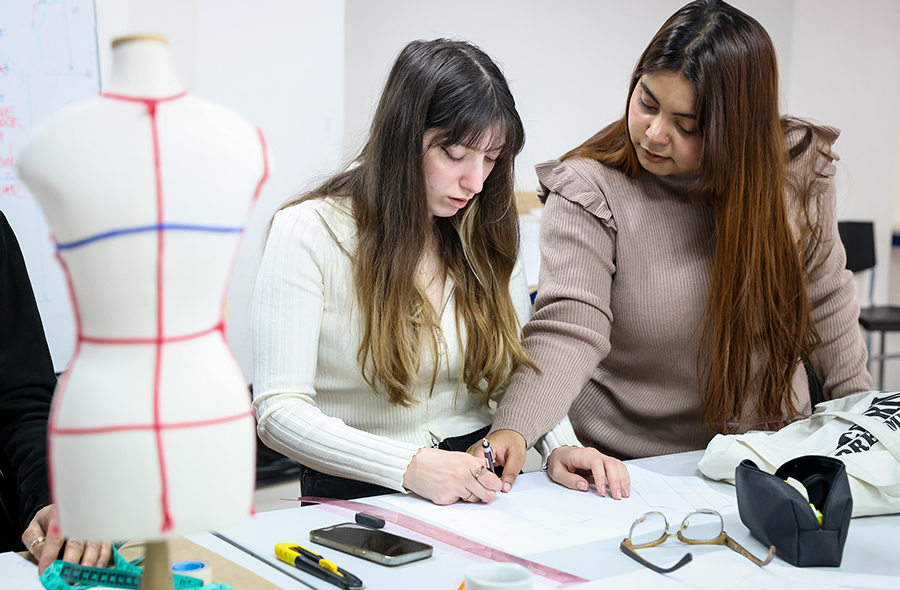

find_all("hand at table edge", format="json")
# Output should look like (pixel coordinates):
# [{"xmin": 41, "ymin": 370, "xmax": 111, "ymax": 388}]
[{"xmin": 22, "ymin": 504, "xmax": 112, "ymax": 574}]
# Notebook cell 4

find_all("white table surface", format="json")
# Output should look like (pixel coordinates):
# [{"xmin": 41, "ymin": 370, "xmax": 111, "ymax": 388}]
[
  {"xmin": 4, "ymin": 451, "xmax": 898, "ymax": 589},
  {"xmin": 198, "ymin": 450, "xmax": 900, "ymax": 589}
]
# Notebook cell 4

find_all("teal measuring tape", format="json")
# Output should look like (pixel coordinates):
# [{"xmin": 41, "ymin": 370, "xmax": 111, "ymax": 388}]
[{"xmin": 39, "ymin": 544, "xmax": 233, "ymax": 590}]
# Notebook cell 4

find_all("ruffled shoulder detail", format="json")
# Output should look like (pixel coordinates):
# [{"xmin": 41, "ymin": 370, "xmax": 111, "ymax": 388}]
[
  {"xmin": 783, "ymin": 124, "xmax": 841, "ymax": 252},
  {"xmin": 535, "ymin": 158, "xmax": 617, "ymax": 231},
  {"xmin": 786, "ymin": 124, "xmax": 840, "ymax": 200}
]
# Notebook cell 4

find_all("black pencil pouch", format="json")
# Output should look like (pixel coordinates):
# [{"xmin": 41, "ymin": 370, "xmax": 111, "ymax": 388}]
[{"xmin": 734, "ymin": 455, "xmax": 852, "ymax": 567}]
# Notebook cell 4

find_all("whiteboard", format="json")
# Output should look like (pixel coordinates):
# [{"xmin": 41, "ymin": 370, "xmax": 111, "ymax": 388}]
[{"xmin": 0, "ymin": 0, "xmax": 100, "ymax": 371}]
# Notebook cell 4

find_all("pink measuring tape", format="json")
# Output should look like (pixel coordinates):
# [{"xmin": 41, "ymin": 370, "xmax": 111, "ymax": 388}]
[{"xmin": 296, "ymin": 496, "xmax": 589, "ymax": 584}]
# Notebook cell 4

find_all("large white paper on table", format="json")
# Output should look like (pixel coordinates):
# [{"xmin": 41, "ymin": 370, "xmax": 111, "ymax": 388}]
[
  {"xmin": 381, "ymin": 466, "xmax": 735, "ymax": 556},
  {"xmin": 0, "ymin": 552, "xmax": 43, "ymax": 590},
  {"xmin": 569, "ymin": 550, "xmax": 900, "ymax": 589}
]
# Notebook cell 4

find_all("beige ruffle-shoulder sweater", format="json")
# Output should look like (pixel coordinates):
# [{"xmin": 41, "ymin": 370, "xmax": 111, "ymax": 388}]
[{"xmin": 492, "ymin": 127, "xmax": 872, "ymax": 460}]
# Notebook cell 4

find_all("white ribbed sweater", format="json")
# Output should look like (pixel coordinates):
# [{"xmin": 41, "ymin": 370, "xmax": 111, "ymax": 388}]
[
  {"xmin": 492, "ymin": 129, "xmax": 872, "ymax": 459},
  {"xmin": 252, "ymin": 198, "xmax": 581, "ymax": 492}
]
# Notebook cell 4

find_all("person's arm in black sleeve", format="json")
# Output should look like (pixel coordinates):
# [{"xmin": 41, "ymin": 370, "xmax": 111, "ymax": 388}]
[{"xmin": 0, "ymin": 211, "xmax": 56, "ymax": 551}]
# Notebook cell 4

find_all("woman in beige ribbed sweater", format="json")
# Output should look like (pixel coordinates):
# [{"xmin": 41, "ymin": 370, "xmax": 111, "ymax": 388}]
[{"xmin": 478, "ymin": 0, "xmax": 871, "ymax": 496}]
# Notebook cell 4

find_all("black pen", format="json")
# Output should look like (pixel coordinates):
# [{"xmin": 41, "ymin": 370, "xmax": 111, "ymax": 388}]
[
  {"xmin": 275, "ymin": 542, "xmax": 363, "ymax": 589},
  {"xmin": 482, "ymin": 438, "xmax": 497, "ymax": 475}
]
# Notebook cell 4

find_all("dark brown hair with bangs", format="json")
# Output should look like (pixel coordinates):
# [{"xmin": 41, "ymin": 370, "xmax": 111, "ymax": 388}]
[{"xmin": 280, "ymin": 39, "xmax": 533, "ymax": 406}]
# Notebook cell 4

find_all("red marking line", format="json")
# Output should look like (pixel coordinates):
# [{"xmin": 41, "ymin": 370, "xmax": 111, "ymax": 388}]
[
  {"xmin": 0, "ymin": 106, "xmax": 24, "ymax": 130},
  {"xmin": 50, "ymin": 409, "xmax": 253, "ymax": 436},
  {"xmin": 0, "ymin": 183, "xmax": 25, "ymax": 199},
  {"xmin": 97, "ymin": 90, "xmax": 188, "ymax": 531},
  {"xmin": 99, "ymin": 90, "xmax": 189, "ymax": 104},
  {"xmin": 48, "ymin": 90, "xmax": 260, "ymax": 531},
  {"xmin": 79, "ymin": 322, "xmax": 224, "ymax": 345},
  {"xmin": 251, "ymin": 128, "xmax": 269, "ymax": 203},
  {"xmin": 46, "ymin": 340, "xmax": 80, "ymax": 509},
  {"xmin": 150, "ymin": 96, "xmax": 172, "ymax": 530},
  {"xmin": 0, "ymin": 145, "xmax": 14, "ymax": 168}
]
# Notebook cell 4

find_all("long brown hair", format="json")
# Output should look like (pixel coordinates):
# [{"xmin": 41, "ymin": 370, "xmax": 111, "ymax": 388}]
[
  {"xmin": 281, "ymin": 39, "xmax": 534, "ymax": 406},
  {"xmin": 564, "ymin": 0, "xmax": 826, "ymax": 432}
]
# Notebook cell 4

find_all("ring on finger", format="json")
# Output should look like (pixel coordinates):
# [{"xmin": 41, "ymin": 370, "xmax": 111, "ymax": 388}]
[
  {"xmin": 29, "ymin": 536, "xmax": 46, "ymax": 554},
  {"xmin": 464, "ymin": 491, "xmax": 474, "ymax": 502},
  {"xmin": 472, "ymin": 465, "xmax": 485, "ymax": 479}
]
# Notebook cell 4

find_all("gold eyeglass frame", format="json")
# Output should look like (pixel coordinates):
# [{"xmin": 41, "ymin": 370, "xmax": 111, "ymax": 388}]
[{"xmin": 619, "ymin": 509, "xmax": 776, "ymax": 574}]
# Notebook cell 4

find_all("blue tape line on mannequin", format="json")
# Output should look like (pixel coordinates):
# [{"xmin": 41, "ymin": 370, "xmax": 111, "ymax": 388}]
[{"xmin": 56, "ymin": 223, "xmax": 244, "ymax": 250}]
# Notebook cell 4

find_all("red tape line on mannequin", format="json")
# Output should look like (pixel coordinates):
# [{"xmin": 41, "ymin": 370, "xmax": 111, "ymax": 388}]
[{"xmin": 294, "ymin": 496, "xmax": 589, "ymax": 584}]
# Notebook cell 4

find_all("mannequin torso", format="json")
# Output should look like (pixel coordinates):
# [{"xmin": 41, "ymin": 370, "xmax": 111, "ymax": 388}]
[{"xmin": 16, "ymin": 35, "xmax": 268, "ymax": 539}]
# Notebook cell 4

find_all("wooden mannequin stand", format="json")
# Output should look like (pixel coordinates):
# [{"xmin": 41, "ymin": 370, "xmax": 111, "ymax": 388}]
[{"xmin": 141, "ymin": 540, "xmax": 172, "ymax": 590}]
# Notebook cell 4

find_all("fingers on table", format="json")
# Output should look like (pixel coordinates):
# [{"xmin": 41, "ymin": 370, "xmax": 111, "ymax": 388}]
[
  {"xmin": 548, "ymin": 447, "xmax": 631, "ymax": 499},
  {"xmin": 604, "ymin": 459, "xmax": 631, "ymax": 499},
  {"xmin": 500, "ymin": 455, "xmax": 525, "ymax": 492},
  {"xmin": 37, "ymin": 535, "xmax": 65, "ymax": 574},
  {"xmin": 588, "ymin": 454, "xmax": 631, "ymax": 499},
  {"xmin": 77, "ymin": 540, "xmax": 107, "ymax": 567},
  {"xmin": 97, "ymin": 542, "xmax": 113, "ymax": 568},
  {"xmin": 62, "ymin": 538, "xmax": 85, "ymax": 564},
  {"xmin": 28, "ymin": 535, "xmax": 46, "ymax": 555},
  {"xmin": 462, "ymin": 460, "xmax": 501, "ymax": 503},
  {"xmin": 550, "ymin": 462, "xmax": 592, "ymax": 492}
]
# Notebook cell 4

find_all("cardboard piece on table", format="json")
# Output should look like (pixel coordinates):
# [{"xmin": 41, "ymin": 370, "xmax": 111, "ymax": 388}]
[{"xmin": 118, "ymin": 537, "xmax": 281, "ymax": 590}]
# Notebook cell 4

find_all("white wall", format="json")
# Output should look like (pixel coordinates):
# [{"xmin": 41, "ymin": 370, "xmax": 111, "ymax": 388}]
[
  {"xmin": 33, "ymin": 1, "xmax": 900, "ymax": 387},
  {"xmin": 196, "ymin": 2, "xmax": 346, "ymax": 382},
  {"xmin": 786, "ymin": 0, "xmax": 900, "ymax": 304},
  {"xmin": 344, "ymin": 0, "xmax": 796, "ymax": 192}
]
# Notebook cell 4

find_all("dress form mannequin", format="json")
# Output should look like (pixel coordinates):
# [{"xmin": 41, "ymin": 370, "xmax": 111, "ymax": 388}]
[{"xmin": 16, "ymin": 35, "xmax": 268, "ymax": 541}]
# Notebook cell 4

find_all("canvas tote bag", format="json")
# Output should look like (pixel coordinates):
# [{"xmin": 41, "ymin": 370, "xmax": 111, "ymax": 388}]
[{"xmin": 698, "ymin": 390, "xmax": 900, "ymax": 517}]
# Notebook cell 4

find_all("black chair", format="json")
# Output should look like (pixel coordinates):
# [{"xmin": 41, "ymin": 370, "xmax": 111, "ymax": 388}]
[{"xmin": 837, "ymin": 220, "xmax": 900, "ymax": 390}]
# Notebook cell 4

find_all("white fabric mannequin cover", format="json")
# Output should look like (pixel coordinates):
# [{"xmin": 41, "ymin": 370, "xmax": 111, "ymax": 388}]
[{"xmin": 16, "ymin": 36, "xmax": 268, "ymax": 540}]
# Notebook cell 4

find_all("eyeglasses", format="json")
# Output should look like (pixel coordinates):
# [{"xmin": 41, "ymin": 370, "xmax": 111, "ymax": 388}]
[{"xmin": 619, "ymin": 509, "xmax": 776, "ymax": 574}]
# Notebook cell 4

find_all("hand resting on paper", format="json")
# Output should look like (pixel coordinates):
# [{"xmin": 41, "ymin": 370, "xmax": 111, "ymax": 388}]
[
  {"xmin": 470, "ymin": 430, "xmax": 631, "ymax": 499},
  {"xmin": 402, "ymin": 447, "xmax": 502, "ymax": 505},
  {"xmin": 547, "ymin": 446, "xmax": 631, "ymax": 499},
  {"xmin": 22, "ymin": 504, "xmax": 112, "ymax": 574}
]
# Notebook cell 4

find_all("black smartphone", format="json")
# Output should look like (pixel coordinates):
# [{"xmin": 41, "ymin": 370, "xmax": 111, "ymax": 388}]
[{"xmin": 309, "ymin": 522, "xmax": 433, "ymax": 566}]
